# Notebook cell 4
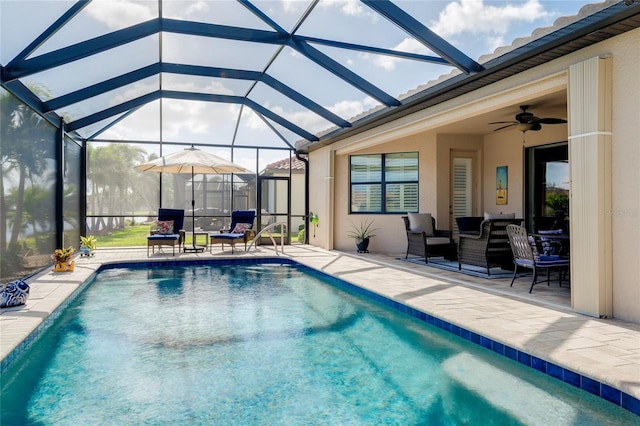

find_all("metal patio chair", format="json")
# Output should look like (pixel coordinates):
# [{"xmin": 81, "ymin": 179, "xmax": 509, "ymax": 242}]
[{"xmin": 506, "ymin": 224, "xmax": 570, "ymax": 293}]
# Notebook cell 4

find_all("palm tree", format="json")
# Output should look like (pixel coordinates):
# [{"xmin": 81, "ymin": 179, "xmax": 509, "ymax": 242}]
[
  {"xmin": 1, "ymin": 88, "xmax": 55, "ymax": 253},
  {"xmin": 23, "ymin": 183, "xmax": 54, "ymax": 251},
  {"xmin": 86, "ymin": 144, "xmax": 149, "ymax": 233}
]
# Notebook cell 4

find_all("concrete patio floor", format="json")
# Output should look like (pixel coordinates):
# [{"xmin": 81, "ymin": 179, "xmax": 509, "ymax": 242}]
[{"xmin": 1, "ymin": 244, "xmax": 639, "ymax": 413}]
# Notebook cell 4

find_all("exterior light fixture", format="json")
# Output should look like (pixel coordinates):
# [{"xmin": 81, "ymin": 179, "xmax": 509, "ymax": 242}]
[{"xmin": 516, "ymin": 123, "xmax": 534, "ymax": 132}]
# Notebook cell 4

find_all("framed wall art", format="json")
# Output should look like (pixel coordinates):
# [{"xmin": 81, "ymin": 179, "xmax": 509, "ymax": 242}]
[{"xmin": 496, "ymin": 166, "xmax": 508, "ymax": 205}]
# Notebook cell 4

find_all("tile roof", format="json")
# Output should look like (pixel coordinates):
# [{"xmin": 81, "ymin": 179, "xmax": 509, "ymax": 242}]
[{"xmin": 263, "ymin": 155, "xmax": 307, "ymax": 172}]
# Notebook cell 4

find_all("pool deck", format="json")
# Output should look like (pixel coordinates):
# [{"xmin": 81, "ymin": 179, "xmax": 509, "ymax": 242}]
[{"xmin": 2, "ymin": 244, "xmax": 639, "ymax": 411}]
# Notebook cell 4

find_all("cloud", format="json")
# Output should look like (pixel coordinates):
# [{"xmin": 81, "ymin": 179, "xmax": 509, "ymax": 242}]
[
  {"xmin": 281, "ymin": 0, "xmax": 312, "ymax": 14},
  {"xmin": 244, "ymin": 108, "xmax": 268, "ymax": 130},
  {"xmin": 262, "ymin": 103, "xmax": 329, "ymax": 133},
  {"xmin": 160, "ymin": 99, "xmax": 242, "ymax": 140},
  {"xmin": 330, "ymin": 97, "xmax": 377, "ymax": 120},
  {"xmin": 100, "ymin": 97, "xmax": 239, "ymax": 142},
  {"xmin": 366, "ymin": 0, "xmax": 551, "ymax": 72},
  {"xmin": 183, "ymin": 1, "xmax": 209, "ymax": 17},
  {"xmin": 431, "ymin": 0, "xmax": 550, "ymax": 38},
  {"xmin": 319, "ymin": 0, "xmax": 368, "ymax": 17},
  {"xmin": 371, "ymin": 38, "xmax": 430, "ymax": 71},
  {"xmin": 86, "ymin": 0, "xmax": 155, "ymax": 29},
  {"xmin": 244, "ymin": 95, "xmax": 375, "ymax": 135},
  {"xmin": 162, "ymin": 100, "xmax": 210, "ymax": 137}
]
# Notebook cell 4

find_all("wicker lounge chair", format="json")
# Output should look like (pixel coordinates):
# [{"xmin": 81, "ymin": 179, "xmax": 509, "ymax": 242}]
[
  {"xmin": 455, "ymin": 216, "xmax": 484, "ymax": 235},
  {"xmin": 457, "ymin": 217, "xmax": 523, "ymax": 275},
  {"xmin": 402, "ymin": 214, "xmax": 454, "ymax": 263},
  {"xmin": 506, "ymin": 224, "xmax": 570, "ymax": 293},
  {"xmin": 209, "ymin": 210, "xmax": 256, "ymax": 253}
]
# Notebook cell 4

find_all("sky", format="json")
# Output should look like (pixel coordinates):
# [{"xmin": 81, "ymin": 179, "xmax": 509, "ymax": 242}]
[{"xmin": 1, "ymin": 0, "xmax": 603, "ymax": 170}]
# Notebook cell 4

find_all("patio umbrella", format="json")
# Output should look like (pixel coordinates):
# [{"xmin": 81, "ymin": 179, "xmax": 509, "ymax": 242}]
[{"xmin": 135, "ymin": 146, "xmax": 251, "ymax": 252}]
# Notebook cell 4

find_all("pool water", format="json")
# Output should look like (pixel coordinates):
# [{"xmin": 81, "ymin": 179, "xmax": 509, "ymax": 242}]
[{"xmin": 1, "ymin": 263, "xmax": 637, "ymax": 425}]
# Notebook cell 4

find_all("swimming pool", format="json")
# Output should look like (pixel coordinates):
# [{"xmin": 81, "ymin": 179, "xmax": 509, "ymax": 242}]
[{"xmin": 1, "ymin": 259, "xmax": 638, "ymax": 424}]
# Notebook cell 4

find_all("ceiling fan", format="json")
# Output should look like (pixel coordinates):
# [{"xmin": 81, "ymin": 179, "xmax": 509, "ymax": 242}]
[{"xmin": 489, "ymin": 105, "xmax": 567, "ymax": 132}]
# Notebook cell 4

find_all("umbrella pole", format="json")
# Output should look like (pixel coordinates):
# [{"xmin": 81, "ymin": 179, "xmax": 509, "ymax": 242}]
[{"xmin": 185, "ymin": 167, "xmax": 204, "ymax": 253}]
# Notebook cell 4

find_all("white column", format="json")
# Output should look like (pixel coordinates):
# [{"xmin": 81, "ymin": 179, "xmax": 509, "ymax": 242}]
[
  {"xmin": 326, "ymin": 149, "xmax": 335, "ymax": 250},
  {"xmin": 567, "ymin": 56, "xmax": 613, "ymax": 318},
  {"xmin": 307, "ymin": 147, "xmax": 335, "ymax": 250}
]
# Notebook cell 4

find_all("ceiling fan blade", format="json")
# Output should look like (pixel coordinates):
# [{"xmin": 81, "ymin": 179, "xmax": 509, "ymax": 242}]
[
  {"xmin": 538, "ymin": 118, "xmax": 567, "ymax": 124},
  {"xmin": 490, "ymin": 106, "xmax": 566, "ymax": 132},
  {"xmin": 493, "ymin": 124, "xmax": 516, "ymax": 131}
]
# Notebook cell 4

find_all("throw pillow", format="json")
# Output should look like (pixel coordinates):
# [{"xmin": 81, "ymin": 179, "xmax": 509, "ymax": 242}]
[
  {"xmin": 1, "ymin": 279, "xmax": 30, "ymax": 308},
  {"xmin": 484, "ymin": 212, "xmax": 516, "ymax": 220},
  {"xmin": 538, "ymin": 229, "xmax": 564, "ymax": 235},
  {"xmin": 156, "ymin": 220, "xmax": 174, "ymax": 234},
  {"xmin": 538, "ymin": 229, "xmax": 563, "ymax": 255},
  {"xmin": 232, "ymin": 223, "xmax": 251, "ymax": 234},
  {"xmin": 527, "ymin": 236, "xmax": 541, "ymax": 261},
  {"xmin": 407, "ymin": 212, "xmax": 434, "ymax": 237},
  {"xmin": 456, "ymin": 217, "xmax": 483, "ymax": 234}
]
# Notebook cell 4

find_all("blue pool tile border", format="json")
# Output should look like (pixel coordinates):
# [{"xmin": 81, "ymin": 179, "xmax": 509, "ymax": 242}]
[
  {"xmin": 0, "ymin": 270, "xmax": 97, "ymax": 373},
  {"xmin": 298, "ymin": 260, "xmax": 640, "ymax": 417},
  {"xmin": 96, "ymin": 256, "xmax": 298, "ymax": 271},
  {"xmin": 2, "ymin": 257, "xmax": 639, "ymax": 417}
]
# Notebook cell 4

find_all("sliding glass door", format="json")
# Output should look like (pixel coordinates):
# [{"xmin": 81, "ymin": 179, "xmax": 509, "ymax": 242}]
[{"xmin": 524, "ymin": 142, "xmax": 569, "ymax": 232}]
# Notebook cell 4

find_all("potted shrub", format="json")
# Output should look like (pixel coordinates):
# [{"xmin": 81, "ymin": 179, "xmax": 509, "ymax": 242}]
[
  {"xmin": 80, "ymin": 235, "xmax": 97, "ymax": 257},
  {"xmin": 348, "ymin": 219, "xmax": 379, "ymax": 253},
  {"xmin": 52, "ymin": 246, "xmax": 75, "ymax": 272}
]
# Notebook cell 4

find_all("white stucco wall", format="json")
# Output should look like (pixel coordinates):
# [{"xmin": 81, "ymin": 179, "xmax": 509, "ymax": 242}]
[{"xmin": 606, "ymin": 30, "xmax": 640, "ymax": 322}]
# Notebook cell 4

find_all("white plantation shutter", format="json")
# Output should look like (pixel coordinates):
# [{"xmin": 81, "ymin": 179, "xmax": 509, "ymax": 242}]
[
  {"xmin": 385, "ymin": 183, "xmax": 418, "ymax": 212},
  {"xmin": 452, "ymin": 157, "xmax": 472, "ymax": 233}
]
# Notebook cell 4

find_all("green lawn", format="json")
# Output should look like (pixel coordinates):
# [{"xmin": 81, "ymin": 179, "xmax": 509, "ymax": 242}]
[
  {"xmin": 95, "ymin": 225, "xmax": 150, "ymax": 247},
  {"xmin": 93, "ymin": 225, "xmax": 302, "ymax": 248}
]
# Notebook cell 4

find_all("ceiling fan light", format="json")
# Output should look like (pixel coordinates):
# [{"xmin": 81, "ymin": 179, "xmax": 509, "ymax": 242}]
[{"xmin": 516, "ymin": 123, "xmax": 534, "ymax": 132}]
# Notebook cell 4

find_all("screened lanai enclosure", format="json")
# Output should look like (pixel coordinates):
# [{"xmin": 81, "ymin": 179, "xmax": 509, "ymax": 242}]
[
  {"xmin": 4, "ymin": 0, "xmax": 621, "ymax": 283},
  {"xmin": 1, "ymin": 0, "xmax": 494, "ymax": 281}
]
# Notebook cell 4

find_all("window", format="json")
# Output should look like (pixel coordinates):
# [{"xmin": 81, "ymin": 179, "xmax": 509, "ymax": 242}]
[{"xmin": 350, "ymin": 153, "xmax": 418, "ymax": 213}]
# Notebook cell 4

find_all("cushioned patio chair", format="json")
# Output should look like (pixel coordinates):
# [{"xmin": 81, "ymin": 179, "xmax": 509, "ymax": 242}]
[
  {"xmin": 147, "ymin": 208, "xmax": 185, "ymax": 256},
  {"xmin": 506, "ymin": 224, "xmax": 570, "ymax": 293},
  {"xmin": 457, "ymin": 217, "xmax": 523, "ymax": 275},
  {"xmin": 533, "ymin": 211, "xmax": 569, "ymax": 256},
  {"xmin": 402, "ymin": 213, "xmax": 454, "ymax": 264},
  {"xmin": 209, "ymin": 210, "xmax": 256, "ymax": 253},
  {"xmin": 455, "ymin": 216, "xmax": 484, "ymax": 235}
]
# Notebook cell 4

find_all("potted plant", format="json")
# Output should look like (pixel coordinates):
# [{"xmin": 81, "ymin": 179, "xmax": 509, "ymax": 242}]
[
  {"xmin": 52, "ymin": 246, "xmax": 75, "ymax": 272},
  {"xmin": 348, "ymin": 219, "xmax": 379, "ymax": 253},
  {"xmin": 80, "ymin": 235, "xmax": 97, "ymax": 257}
]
